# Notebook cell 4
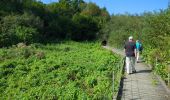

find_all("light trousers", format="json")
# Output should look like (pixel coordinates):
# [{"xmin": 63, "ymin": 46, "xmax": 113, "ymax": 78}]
[
  {"xmin": 126, "ymin": 57, "xmax": 136, "ymax": 74},
  {"xmin": 136, "ymin": 51, "xmax": 140, "ymax": 61}
]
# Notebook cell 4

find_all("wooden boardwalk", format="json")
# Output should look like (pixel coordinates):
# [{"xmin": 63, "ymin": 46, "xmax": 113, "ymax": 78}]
[{"xmin": 103, "ymin": 46, "xmax": 170, "ymax": 100}]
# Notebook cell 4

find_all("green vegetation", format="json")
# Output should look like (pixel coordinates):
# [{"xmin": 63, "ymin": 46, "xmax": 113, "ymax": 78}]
[
  {"xmin": 0, "ymin": 0, "xmax": 110, "ymax": 47},
  {"xmin": 1, "ymin": 0, "xmax": 170, "ymax": 99},
  {"xmin": 0, "ymin": 0, "xmax": 123, "ymax": 99},
  {"xmin": 0, "ymin": 42, "xmax": 122, "ymax": 99}
]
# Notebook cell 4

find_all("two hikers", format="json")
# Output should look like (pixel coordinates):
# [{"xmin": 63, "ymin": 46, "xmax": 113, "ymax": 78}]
[{"xmin": 124, "ymin": 36, "xmax": 143, "ymax": 74}]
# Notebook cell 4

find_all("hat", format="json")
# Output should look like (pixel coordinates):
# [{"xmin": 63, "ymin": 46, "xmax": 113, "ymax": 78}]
[{"xmin": 129, "ymin": 36, "xmax": 133, "ymax": 40}]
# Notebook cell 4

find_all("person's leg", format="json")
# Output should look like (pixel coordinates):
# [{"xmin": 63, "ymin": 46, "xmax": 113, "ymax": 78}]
[
  {"xmin": 129, "ymin": 57, "xmax": 133, "ymax": 73},
  {"xmin": 136, "ymin": 51, "xmax": 139, "ymax": 62},
  {"xmin": 131, "ymin": 57, "xmax": 136, "ymax": 72},
  {"xmin": 126, "ymin": 57, "xmax": 131, "ymax": 74}
]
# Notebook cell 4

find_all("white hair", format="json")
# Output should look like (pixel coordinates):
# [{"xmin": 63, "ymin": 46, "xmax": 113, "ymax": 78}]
[{"xmin": 129, "ymin": 36, "xmax": 133, "ymax": 40}]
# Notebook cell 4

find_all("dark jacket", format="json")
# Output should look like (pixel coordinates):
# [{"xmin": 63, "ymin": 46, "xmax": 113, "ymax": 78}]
[{"xmin": 124, "ymin": 41, "xmax": 136, "ymax": 57}]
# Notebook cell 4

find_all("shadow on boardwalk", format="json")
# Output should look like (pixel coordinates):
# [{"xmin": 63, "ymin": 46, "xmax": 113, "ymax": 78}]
[{"xmin": 135, "ymin": 69, "xmax": 151, "ymax": 74}]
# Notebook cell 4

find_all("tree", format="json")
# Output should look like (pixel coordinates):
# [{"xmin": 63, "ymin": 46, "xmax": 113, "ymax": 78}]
[
  {"xmin": 71, "ymin": 14, "xmax": 98, "ymax": 40},
  {"xmin": 80, "ymin": 2, "xmax": 101, "ymax": 16}
]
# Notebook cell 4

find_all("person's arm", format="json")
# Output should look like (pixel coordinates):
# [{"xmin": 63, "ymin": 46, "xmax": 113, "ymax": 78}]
[{"xmin": 124, "ymin": 43, "xmax": 126, "ymax": 55}]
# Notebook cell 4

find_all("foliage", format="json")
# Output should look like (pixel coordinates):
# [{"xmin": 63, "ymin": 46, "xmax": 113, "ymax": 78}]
[
  {"xmin": 0, "ymin": 42, "xmax": 121, "ymax": 99},
  {"xmin": 0, "ymin": 0, "xmax": 110, "ymax": 47},
  {"xmin": 141, "ymin": 10, "xmax": 170, "ymax": 86},
  {"xmin": 71, "ymin": 14, "xmax": 99, "ymax": 40},
  {"xmin": 0, "ymin": 12, "xmax": 42, "ymax": 46}
]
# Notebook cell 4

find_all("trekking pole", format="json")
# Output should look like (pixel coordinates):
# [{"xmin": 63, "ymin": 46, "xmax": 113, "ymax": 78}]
[{"xmin": 168, "ymin": 64, "xmax": 170, "ymax": 86}]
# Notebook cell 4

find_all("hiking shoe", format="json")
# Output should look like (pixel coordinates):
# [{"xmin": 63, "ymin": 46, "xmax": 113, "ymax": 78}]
[
  {"xmin": 127, "ymin": 73, "xmax": 132, "ymax": 75},
  {"xmin": 133, "ymin": 70, "xmax": 136, "ymax": 73}
]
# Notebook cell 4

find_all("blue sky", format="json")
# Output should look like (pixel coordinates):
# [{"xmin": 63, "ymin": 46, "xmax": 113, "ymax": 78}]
[{"xmin": 41, "ymin": 0, "xmax": 169, "ymax": 14}]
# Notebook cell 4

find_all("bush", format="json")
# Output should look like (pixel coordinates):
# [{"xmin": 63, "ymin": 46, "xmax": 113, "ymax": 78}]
[
  {"xmin": 0, "ymin": 12, "xmax": 43, "ymax": 46},
  {"xmin": 35, "ymin": 51, "xmax": 45, "ymax": 59},
  {"xmin": 15, "ymin": 26, "xmax": 38, "ymax": 43}
]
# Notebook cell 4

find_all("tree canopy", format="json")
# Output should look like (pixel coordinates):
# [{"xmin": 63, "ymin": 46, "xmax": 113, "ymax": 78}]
[{"xmin": 0, "ymin": 0, "xmax": 110, "ymax": 47}]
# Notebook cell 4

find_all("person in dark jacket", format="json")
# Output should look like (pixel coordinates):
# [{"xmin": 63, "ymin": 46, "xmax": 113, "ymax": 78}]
[{"xmin": 124, "ymin": 36, "xmax": 136, "ymax": 74}]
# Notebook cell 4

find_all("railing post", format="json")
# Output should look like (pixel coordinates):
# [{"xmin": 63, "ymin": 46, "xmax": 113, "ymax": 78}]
[
  {"xmin": 155, "ymin": 57, "xmax": 158, "ymax": 67},
  {"xmin": 112, "ymin": 70, "xmax": 114, "ymax": 98},
  {"xmin": 168, "ymin": 73, "xmax": 170, "ymax": 86},
  {"xmin": 153, "ymin": 57, "xmax": 158, "ymax": 71},
  {"xmin": 168, "ymin": 64, "xmax": 170, "ymax": 86}
]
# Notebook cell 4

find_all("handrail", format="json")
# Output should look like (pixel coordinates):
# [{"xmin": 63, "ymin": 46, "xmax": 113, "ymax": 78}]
[
  {"xmin": 112, "ymin": 57, "xmax": 125, "ymax": 100},
  {"xmin": 102, "ymin": 46, "xmax": 125, "ymax": 99}
]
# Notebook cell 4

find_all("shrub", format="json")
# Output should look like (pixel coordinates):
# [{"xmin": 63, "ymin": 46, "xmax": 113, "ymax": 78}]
[
  {"xmin": 35, "ymin": 51, "xmax": 45, "ymax": 59},
  {"xmin": 0, "ymin": 12, "xmax": 42, "ymax": 46}
]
